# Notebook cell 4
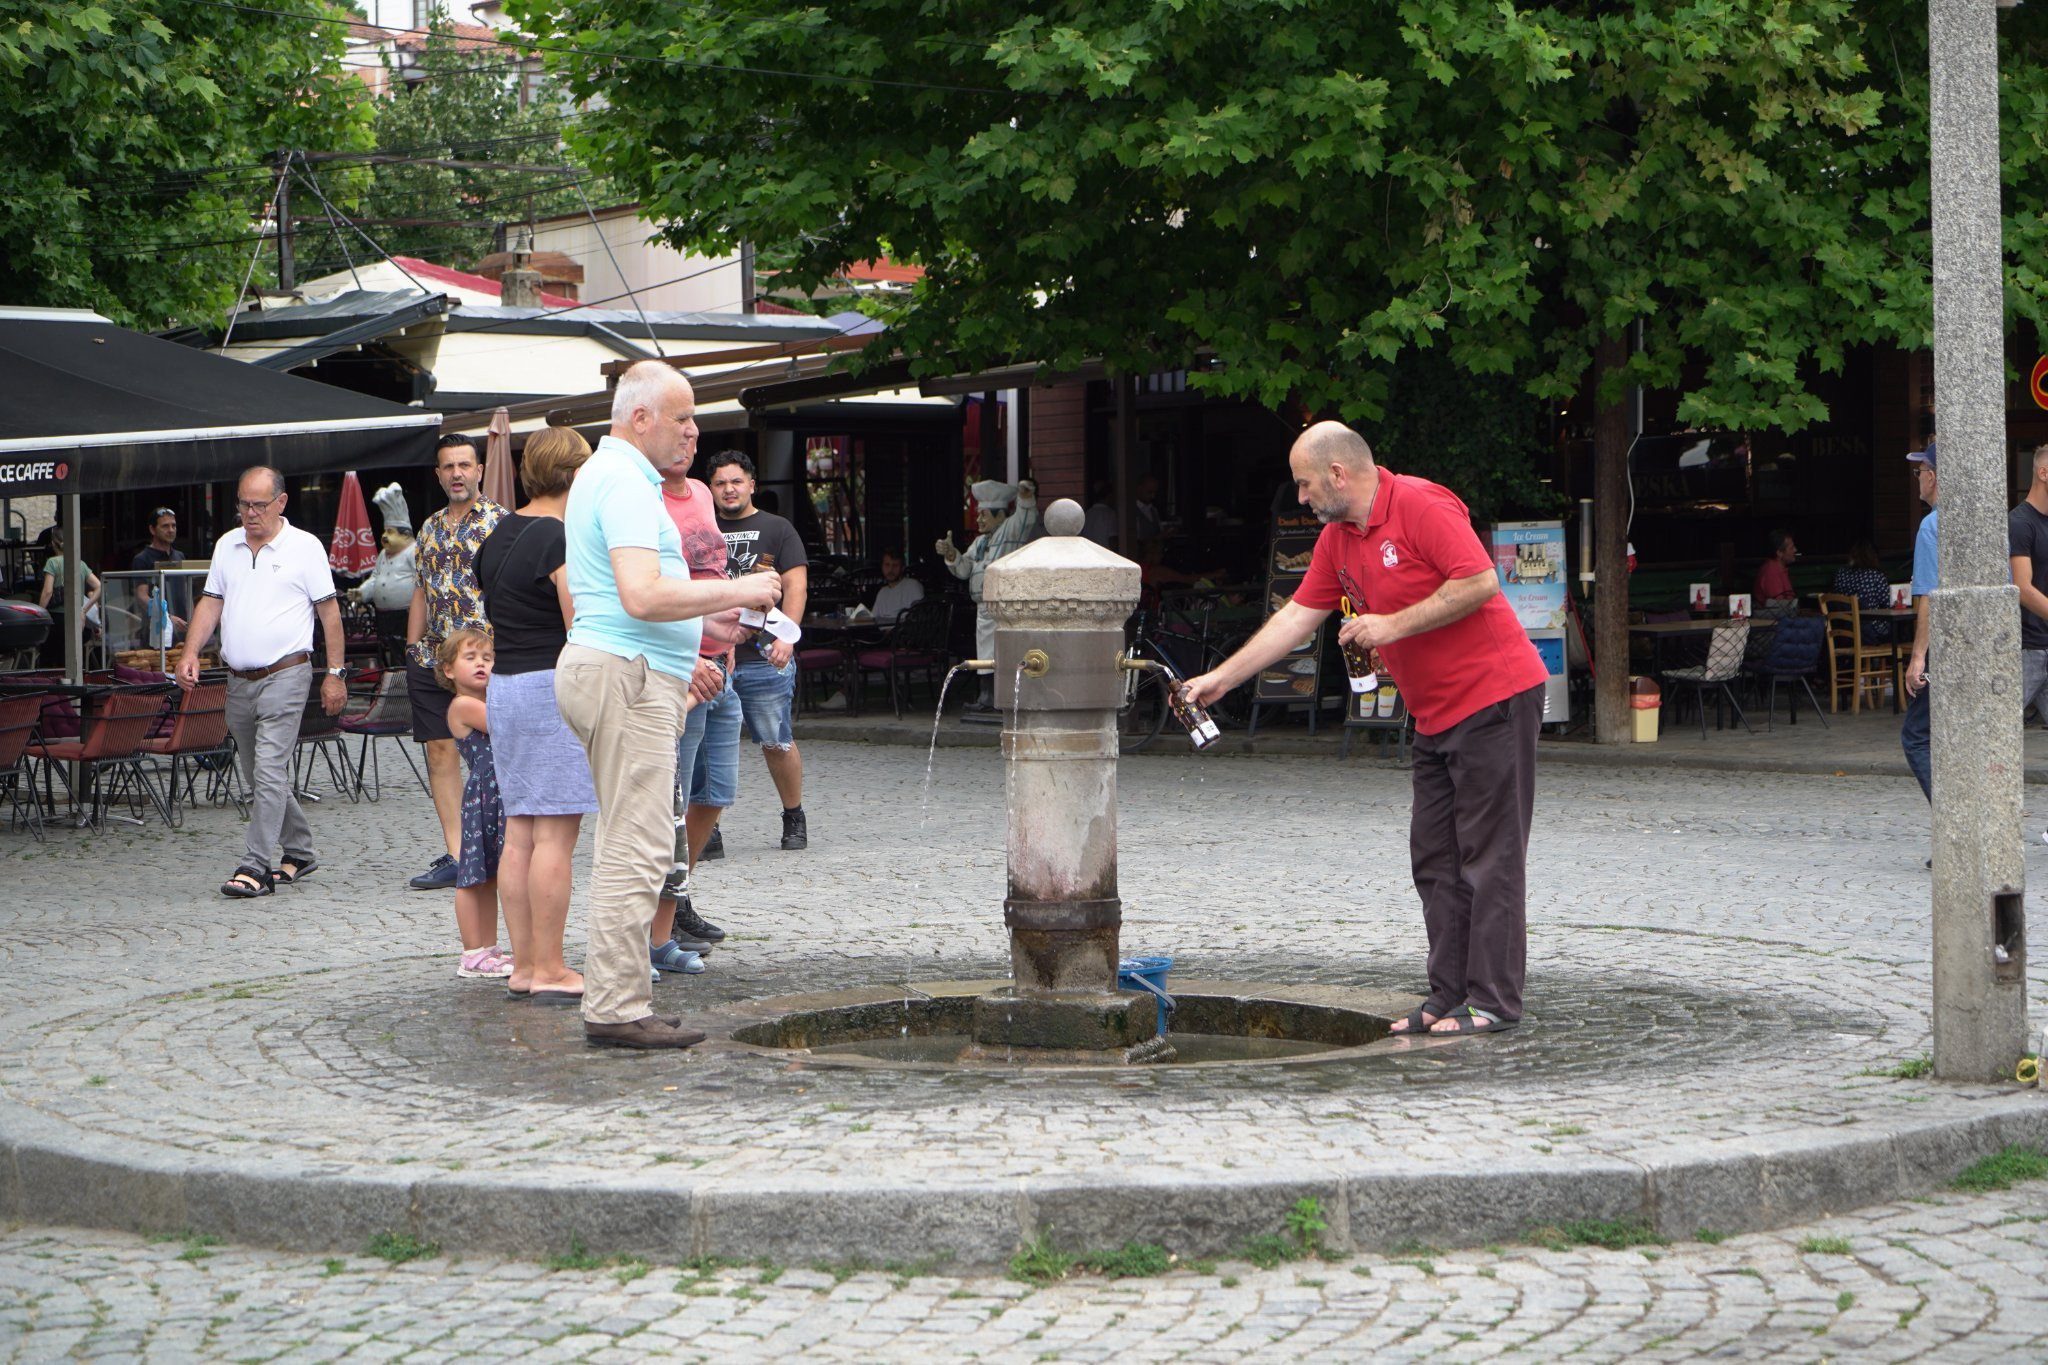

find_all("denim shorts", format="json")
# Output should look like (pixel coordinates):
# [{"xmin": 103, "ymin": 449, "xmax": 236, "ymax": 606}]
[
  {"xmin": 732, "ymin": 655, "xmax": 796, "ymax": 748},
  {"xmin": 677, "ymin": 674, "xmax": 741, "ymax": 809}
]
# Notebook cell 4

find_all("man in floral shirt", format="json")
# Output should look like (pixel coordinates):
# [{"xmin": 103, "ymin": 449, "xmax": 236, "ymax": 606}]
[{"xmin": 405, "ymin": 434, "xmax": 506, "ymax": 890}]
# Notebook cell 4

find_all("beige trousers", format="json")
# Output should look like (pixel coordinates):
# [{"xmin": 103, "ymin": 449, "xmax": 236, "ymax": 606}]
[{"xmin": 555, "ymin": 645, "xmax": 688, "ymax": 1025}]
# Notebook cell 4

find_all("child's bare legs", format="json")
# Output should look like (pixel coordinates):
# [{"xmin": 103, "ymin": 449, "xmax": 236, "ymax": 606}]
[
  {"xmin": 500, "ymin": 816, "xmax": 536, "ymax": 990},
  {"xmin": 454, "ymin": 881, "xmax": 500, "ymax": 953},
  {"xmin": 520, "ymin": 813, "xmax": 583, "ymax": 992}
]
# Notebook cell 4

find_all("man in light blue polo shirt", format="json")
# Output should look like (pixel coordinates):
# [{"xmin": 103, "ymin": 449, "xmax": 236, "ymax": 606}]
[
  {"xmin": 556, "ymin": 362, "xmax": 780, "ymax": 1050},
  {"xmin": 1903, "ymin": 439, "xmax": 1938, "ymax": 808}
]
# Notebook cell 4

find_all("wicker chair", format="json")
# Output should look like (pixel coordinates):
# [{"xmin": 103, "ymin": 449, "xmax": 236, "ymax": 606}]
[{"xmin": 1659, "ymin": 621, "xmax": 1752, "ymax": 737}]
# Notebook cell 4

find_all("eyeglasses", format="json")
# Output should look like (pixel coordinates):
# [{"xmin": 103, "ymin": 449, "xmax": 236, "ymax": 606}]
[
  {"xmin": 152, "ymin": 508, "xmax": 176, "ymax": 519},
  {"xmin": 236, "ymin": 494, "xmax": 282, "ymax": 513}
]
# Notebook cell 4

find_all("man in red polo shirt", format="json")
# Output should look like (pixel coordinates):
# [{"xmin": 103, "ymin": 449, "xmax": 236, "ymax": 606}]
[{"xmin": 1185, "ymin": 421, "xmax": 1546, "ymax": 1036}]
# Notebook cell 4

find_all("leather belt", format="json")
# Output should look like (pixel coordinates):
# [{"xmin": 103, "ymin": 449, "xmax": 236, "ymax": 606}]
[{"xmin": 228, "ymin": 652, "xmax": 311, "ymax": 682}]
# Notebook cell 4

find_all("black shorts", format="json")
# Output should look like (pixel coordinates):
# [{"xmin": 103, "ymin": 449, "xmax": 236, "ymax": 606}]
[{"xmin": 406, "ymin": 659, "xmax": 454, "ymax": 742}]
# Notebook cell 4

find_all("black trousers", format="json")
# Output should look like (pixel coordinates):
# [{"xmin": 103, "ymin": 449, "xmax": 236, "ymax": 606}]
[{"xmin": 1408, "ymin": 682, "xmax": 1542, "ymax": 1023}]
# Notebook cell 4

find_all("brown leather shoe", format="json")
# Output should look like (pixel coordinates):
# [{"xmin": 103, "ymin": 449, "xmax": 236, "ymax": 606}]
[{"xmin": 585, "ymin": 1015, "xmax": 706, "ymax": 1049}]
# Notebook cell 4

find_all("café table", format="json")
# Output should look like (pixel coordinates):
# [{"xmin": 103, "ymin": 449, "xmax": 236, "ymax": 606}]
[{"xmin": 795, "ymin": 613, "xmax": 887, "ymax": 714}]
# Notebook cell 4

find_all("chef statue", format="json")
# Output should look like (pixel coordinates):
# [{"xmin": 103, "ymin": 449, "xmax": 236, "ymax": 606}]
[
  {"xmin": 938, "ymin": 477, "xmax": 1039, "ymax": 719},
  {"xmin": 354, "ymin": 482, "xmax": 417, "ymax": 665}
]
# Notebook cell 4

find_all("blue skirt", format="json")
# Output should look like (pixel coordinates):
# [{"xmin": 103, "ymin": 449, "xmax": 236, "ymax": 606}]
[{"xmin": 486, "ymin": 668, "xmax": 597, "ymax": 817}]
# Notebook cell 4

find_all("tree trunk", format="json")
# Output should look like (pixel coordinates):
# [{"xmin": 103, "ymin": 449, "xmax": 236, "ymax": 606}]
[{"xmin": 1593, "ymin": 333, "xmax": 1631, "ymax": 744}]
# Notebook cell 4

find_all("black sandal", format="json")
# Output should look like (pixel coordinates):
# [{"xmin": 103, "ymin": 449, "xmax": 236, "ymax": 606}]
[
  {"xmin": 272, "ymin": 857, "xmax": 317, "ymax": 885},
  {"xmin": 1388, "ymin": 1002, "xmax": 1451, "ymax": 1035},
  {"xmin": 221, "ymin": 865, "xmax": 274, "ymax": 898}
]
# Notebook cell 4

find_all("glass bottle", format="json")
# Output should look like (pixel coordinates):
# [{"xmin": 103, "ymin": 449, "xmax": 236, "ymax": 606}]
[
  {"xmin": 1167, "ymin": 679, "xmax": 1221, "ymax": 749},
  {"xmin": 1339, "ymin": 603, "xmax": 1377, "ymax": 694}
]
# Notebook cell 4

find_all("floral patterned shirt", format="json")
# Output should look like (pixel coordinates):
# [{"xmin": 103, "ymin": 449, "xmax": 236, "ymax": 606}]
[{"xmin": 408, "ymin": 497, "xmax": 506, "ymax": 668}]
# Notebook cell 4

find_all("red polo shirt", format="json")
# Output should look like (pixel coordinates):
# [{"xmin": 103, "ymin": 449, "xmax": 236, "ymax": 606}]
[{"xmin": 1294, "ymin": 470, "xmax": 1546, "ymax": 734}]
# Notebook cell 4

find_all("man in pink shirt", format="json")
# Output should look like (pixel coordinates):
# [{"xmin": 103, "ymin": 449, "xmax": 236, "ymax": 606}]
[
  {"xmin": 649, "ymin": 442, "xmax": 743, "ymax": 970},
  {"xmin": 1187, "ymin": 421, "xmax": 1546, "ymax": 1036}
]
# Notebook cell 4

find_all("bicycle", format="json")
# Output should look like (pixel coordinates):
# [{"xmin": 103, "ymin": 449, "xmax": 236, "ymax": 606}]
[{"xmin": 1117, "ymin": 588, "xmax": 1257, "ymax": 753}]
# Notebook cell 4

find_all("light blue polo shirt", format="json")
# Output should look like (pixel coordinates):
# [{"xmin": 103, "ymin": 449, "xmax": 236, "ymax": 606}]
[
  {"xmin": 1912, "ymin": 508, "xmax": 1939, "ymax": 597},
  {"xmin": 564, "ymin": 435, "xmax": 701, "ymax": 681}
]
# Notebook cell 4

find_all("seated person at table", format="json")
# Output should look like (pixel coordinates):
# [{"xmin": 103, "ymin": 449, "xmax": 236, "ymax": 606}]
[
  {"xmin": 1831, "ymin": 539, "xmax": 1892, "ymax": 642},
  {"xmin": 1754, "ymin": 528, "xmax": 1798, "ymax": 607},
  {"xmin": 869, "ymin": 547, "xmax": 924, "ymax": 623}
]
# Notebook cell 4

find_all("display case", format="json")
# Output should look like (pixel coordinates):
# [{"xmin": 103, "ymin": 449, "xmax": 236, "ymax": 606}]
[{"xmin": 96, "ymin": 566, "xmax": 210, "ymax": 672}]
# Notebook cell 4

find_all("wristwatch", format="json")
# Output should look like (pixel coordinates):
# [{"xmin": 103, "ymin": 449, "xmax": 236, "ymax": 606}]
[{"xmin": 326, "ymin": 666, "xmax": 347, "ymax": 678}]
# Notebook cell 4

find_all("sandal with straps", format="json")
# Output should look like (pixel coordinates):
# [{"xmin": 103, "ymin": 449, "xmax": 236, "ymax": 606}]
[
  {"xmin": 271, "ymin": 856, "xmax": 317, "ymax": 885},
  {"xmin": 221, "ymin": 865, "xmax": 274, "ymax": 898}
]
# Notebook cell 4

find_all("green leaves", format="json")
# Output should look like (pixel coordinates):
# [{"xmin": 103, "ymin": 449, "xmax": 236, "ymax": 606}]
[
  {"xmin": 497, "ymin": 0, "xmax": 2048, "ymax": 444},
  {"xmin": 0, "ymin": 0, "xmax": 368, "ymax": 328}
]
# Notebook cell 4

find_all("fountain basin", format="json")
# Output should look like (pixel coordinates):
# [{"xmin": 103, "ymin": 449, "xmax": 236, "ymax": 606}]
[{"xmin": 723, "ymin": 978, "xmax": 1409, "ymax": 1070}]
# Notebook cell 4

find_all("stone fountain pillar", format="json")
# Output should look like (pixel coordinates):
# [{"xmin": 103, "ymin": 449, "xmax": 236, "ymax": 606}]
[{"xmin": 964, "ymin": 499, "xmax": 1168, "ymax": 1063}]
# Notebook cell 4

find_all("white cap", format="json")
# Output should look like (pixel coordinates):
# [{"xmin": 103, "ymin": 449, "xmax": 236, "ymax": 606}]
[{"xmin": 970, "ymin": 479, "xmax": 1017, "ymax": 508}]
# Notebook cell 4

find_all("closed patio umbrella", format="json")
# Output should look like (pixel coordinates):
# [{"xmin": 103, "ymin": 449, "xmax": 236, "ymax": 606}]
[
  {"xmin": 329, "ymin": 471, "xmax": 376, "ymax": 577},
  {"xmin": 483, "ymin": 406, "xmax": 516, "ymax": 509}
]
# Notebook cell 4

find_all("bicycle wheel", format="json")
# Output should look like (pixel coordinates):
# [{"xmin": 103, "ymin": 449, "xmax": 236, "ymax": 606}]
[
  {"xmin": 1200, "ymin": 633, "xmax": 1258, "ymax": 729},
  {"xmin": 1117, "ymin": 667, "xmax": 1172, "ymax": 753}
]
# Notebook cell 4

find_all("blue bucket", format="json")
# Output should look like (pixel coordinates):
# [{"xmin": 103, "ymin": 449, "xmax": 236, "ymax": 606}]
[{"xmin": 1117, "ymin": 955, "xmax": 1176, "ymax": 1038}]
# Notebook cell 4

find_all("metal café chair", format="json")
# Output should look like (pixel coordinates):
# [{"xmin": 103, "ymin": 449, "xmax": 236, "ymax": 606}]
[
  {"xmin": 336, "ymin": 668, "xmax": 427, "ymax": 801},
  {"xmin": 852, "ymin": 597, "xmax": 954, "ymax": 719},
  {"xmin": 138, "ymin": 680, "xmax": 233, "ymax": 825},
  {"xmin": 1658, "ymin": 621, "xmax": 1752, "ymax": 738},
  {"xmin": 0, "ymin": 692, "xmax": 47, "ymax": 840},
  {"xmin": 26, "ymin": 687, "xmax": 174, "ymax": 828},
  {"xmin": 1742, "ymin": 615, "xmax": 1829, "ymax": 730}
]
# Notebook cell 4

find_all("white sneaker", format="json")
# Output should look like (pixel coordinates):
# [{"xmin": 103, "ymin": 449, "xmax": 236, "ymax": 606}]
[{"xmin": 820, "ymin": 691, "xmax": 849, "ymax": 712}]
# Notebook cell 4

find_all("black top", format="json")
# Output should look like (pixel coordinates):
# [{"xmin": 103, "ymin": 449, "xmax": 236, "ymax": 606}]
[
  {"xmin": 475, "ymin": 514, "xmax": 569, "ymax": 675},
  {"xmin": 131, "ymin": 545, "xmax": 191, "ymax": 617},
  {"xmin": 2011, "ymin": 501, "xmax": 2048, "ymax": 650},
  {"xmin": 718, "ymin": 509, "xmax": 808, "ymax": 663}
]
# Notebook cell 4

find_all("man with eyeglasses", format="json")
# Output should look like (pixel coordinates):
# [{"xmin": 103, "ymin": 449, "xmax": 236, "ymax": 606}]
[
  {"xmin": 177, "ymin": 468, "xmax": 347, "ymax": 898},
  {"xmin": 132, "ymin": 507, "xmax": 190, "ymax": 647},
  {"xmin": 1184, "ymin": 421, "xmax": 1547, "ymax": 1039},
  {"xmin": 405, "ymin": 433, "xmax": 506, "ymax": 891}
]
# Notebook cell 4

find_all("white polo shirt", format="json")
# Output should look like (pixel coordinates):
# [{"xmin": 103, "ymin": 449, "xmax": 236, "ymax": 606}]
[{"xmin": 201, "ymin": 519, "xmax": 338, "ymax": 671}]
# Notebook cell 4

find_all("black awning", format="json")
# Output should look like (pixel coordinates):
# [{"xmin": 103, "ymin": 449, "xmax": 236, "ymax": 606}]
[{"xmin": 0, "ymin": 307, "xmax": 440, "ymax": 496}]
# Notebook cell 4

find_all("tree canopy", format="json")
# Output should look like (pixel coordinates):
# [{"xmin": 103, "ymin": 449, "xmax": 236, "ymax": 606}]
[
  {"xmin": 503, "ymin": 0, "xmax": 2048, "ymax": 440},
  {"xmin": 0, "ymin": 0, "xmax": 368, "ymax": 329}
]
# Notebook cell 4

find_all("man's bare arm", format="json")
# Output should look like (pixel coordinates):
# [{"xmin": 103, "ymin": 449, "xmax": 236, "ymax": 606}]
[
  {"xmin": 1339, "ymin": 570, "xmax": 1498, "ymax": 651},
  {"xmin": 1183, "ymin": 599, "xmax": 1331, "ymax": 706},
  {"xmin": 611, "ymin": 547, "xmax": 780, "ymax": 622}
]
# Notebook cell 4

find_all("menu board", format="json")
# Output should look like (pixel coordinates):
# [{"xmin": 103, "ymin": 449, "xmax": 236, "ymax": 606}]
[{"xmin": 1252, "ymin": 509, "xmax": 1325, "ymax": 705}]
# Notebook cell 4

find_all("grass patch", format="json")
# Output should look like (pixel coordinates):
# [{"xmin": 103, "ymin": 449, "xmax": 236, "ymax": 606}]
[
  {"xmin": 1837, "ymin": 1291, "xmax": 1856, "ymax": 1311},
  {"xmin": 1531, "ymin": 1218, "xmax": 1665, "ymax": 1252},
  {"xmin": 1008, "ymin": 1235, "xmax": 1074, "ymax": 1286},
  {"xmin": 177, "ymin": 1234, "xmax": 221, "ymax": 1263},
  {"xmin": 1951, "ymin": 1145, "xmax": 2048, "ymax": 1193},
  {"xmin": 1694, "ymin": 1229, "xmax": 1726, "ymax": 1245},
  {"xmin": 545, "ymin": 1235, "xmax": 607, "ymax": 1272},
  {"xmin": 1285, "ymin": 1197, "xmax": 1328, "ymax": 1255},
  {"xmin": 320, "ymin": 1258, "xmax": 346, "ymax": 1277},
  {"xmin": 1078, "ymin": 1241, "xmax": 1170, "ymax": 1279},
  {"xmin": 1800, "ymin": 1236, "xmax": 1853, "ymax": 1255},
  {"xmin": 364, "ymin": 1231, "xmax": 439, "ymax": 1265},
  {"xmin": 86, "ymin": 1075, "xmax": 108, "ymax": 1087},
  {"xmin": 1862, "ymin": 1056, "xmax": 1933, "ymax": 1080}
]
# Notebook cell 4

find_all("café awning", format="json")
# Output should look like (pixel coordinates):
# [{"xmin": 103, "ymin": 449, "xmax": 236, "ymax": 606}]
[{"xmin": 0, "ymin": 306, "xmax": 440, "ymax": 497}]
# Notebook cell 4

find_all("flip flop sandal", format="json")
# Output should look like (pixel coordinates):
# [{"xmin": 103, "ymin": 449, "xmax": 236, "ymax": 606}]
[
  {"xmin": 1388, "ymin": 1003, "xmax": 1453, "ymax": 1035},
  {"xmin": 529, "ymin": 989, "xmax": 585, "ymax": 1005},
  {"xmin": 1433, "ymin": 1008, "xmax": 1517, "ymax": 1036},
  {"xmin": 221, "ymin": 866, "xmax": 274, "ymax": 898},
  {"xmin": 506, "ymin": 986, "xmax": 532, "ymax": 1000},
  {"xmin": 271, "ymin": 857, "xmax": 318, "ymax": 885}
]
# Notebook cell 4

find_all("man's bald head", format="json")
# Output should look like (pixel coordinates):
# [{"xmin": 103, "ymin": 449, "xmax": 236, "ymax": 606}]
[
  {"xmin": 1293, "ymin": 420, "xmax": 1375, "ymax": 472},
  {"xmin": 1289, "ymin": 421, "xmax": 1378, "ymax": 526}
]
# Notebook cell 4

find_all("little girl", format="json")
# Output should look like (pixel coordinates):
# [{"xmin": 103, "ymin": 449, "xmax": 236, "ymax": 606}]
[{"xmin": 439, "ymin": 629, "xmax": 512, "ymax": 980}]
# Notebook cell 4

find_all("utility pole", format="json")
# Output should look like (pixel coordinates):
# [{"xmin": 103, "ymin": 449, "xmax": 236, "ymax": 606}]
[
  {"xmin": 1926, "ymin": 0, "xmax": 2026, "ymax": 1080},
  {"xmin": 275, "ymin": 151, "xmax": 295, "ymax": 292}
]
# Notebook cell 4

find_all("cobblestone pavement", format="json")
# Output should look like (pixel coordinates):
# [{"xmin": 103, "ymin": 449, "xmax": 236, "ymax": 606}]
[
  {"xmin": 6, "ymin": 1186, "xmax": 2048, "ymax": 1362},
  {"xmin": 6, "ymin": 737, "xmax": 2048, "ymax": 1354}
]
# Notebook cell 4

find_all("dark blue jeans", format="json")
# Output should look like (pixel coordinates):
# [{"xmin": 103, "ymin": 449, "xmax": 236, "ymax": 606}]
[{"xmin": 1901, "ymin": 685, "xmax": 1932, "ymax": 804}]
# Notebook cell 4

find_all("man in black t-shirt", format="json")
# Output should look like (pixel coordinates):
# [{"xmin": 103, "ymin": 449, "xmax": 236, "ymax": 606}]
[
  {"xmin": 707, "ymin": 450, "xmax": 812, "ymax": 851},
  {"xmin": 2009, "ymin": 443, "xmax": 2048, "ymax": 725},
  {"xmin": 131, "ymin": 506, "xmax": 190, "ymax": 645}
]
